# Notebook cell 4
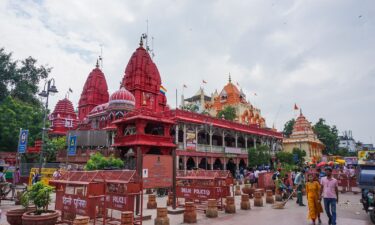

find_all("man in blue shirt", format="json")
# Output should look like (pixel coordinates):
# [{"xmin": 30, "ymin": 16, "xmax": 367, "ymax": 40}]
[{"xmin": 294, "ymin": 169, "xmax": 306, "ymax": 206}]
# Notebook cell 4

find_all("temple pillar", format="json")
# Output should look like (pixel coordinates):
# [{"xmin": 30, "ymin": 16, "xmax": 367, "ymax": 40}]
[
  {"xmin": 184, "ymin": 155, "xmax": 187, "ymax": 173},
  {"xmin": 183, "ymin": 124, "xmax": 187, "ymax": 150},
  {"xmin": 235, "ymin": 133, "xmax": 238, "ymax": 148},
  {"xmin": 222, "ymin": 130, "xmax": 225, "ymax": 148},
  {"xmin": 209, "ymin": 131, "xmax": 213, "ymax": 152},
  {"xmin": 223, "ymin": 157, "xmax": 226, "ymax": 170},
  {"xmin": 245, "ymin": 136, "xmax": 248, "ymax": 149},
  {"xmin": 175, "ymin": 124, "xmax": 179, "ymax": 144},
  {"xmin": 195, "ymin": 126, "xmax": 198, "ymax": 149}
]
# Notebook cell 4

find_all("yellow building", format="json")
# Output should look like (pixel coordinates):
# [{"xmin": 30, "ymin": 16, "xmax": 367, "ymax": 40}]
[{"xmin": 283, "ymin": 111, "xmax": 325, "ymax": 162}]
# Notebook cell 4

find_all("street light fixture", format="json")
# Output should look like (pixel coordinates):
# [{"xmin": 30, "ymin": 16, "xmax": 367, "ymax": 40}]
[{"xmin": 38, "ymin": 78, "xmax": 58, "ymax": 170}]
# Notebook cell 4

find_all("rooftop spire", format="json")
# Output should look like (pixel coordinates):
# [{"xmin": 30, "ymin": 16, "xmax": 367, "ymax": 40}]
[
  {"xmin": 229, "ymin": 73, "xmax": 231, "ymax": 83},
  {"xmin": 300, "ymin": 108, "xmax": 303, "ymax": 116},
  {"xmin": 139, "ymin": 36, "xmax": 143, "ymax": 47},
  {"xmin": 96, "ymin": 59, "xmax": 99, "ymax": 68}
]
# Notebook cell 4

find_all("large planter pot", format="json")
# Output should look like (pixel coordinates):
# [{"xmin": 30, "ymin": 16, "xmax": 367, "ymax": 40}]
[
  {"xmin": 6, "ymin": 207, "xmax": 36, "ymax": 225},
  {"xmin": 22, "ymin": 210, "xmax": 59, "ymax": 225}
]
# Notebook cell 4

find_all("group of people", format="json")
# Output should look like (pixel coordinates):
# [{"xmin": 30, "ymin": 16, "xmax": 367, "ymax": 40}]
[{"xmin": 291, "ymin": 167, "xmax": 339, "ymax": 225}]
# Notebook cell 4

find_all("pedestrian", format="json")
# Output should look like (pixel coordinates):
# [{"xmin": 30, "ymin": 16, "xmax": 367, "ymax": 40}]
[
  {"xmin": 294, "ymin": 169, "xmax": 306, "ymax": 206},
  {"xmin": 283, "ymin": 174, "xmax": 293, "ymax": 199},
  {"xmin": 12, "ymin": 167, "xmax": 20, "ymax": 185},
  {"xmin": 11, "ymin": 167, "xmax": 20, "ymax": 199},
  {"xmin": 306, "ymin": 174, "xmax": 323, "ymax": 225},
  {"xmin": 32, "ymin": 168, "xmax": 41, "ymax": 184},
  {"xmin": 52, "ymin": 168, "xmax": 61, "ymax": 179},
  {"xmin": 320, "ymin": 167, "xmax": 339, "ymax": 225}
]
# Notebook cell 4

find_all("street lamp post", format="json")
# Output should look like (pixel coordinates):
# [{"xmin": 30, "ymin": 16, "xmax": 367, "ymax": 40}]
[{"xmin": 38, "ymin": 78, "xmax": 58, "ymax": 170}]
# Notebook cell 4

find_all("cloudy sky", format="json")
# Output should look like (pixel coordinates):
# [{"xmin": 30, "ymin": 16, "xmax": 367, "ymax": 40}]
[{"xmin": 1, "ymin": 0, "xmax": 374, "ymax": 144}]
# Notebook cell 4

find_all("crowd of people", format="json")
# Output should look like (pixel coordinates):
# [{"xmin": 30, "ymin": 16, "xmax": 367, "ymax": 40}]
[{"xmin": 235, "ymin": 165, "xmax": 345, "ymax": 225}]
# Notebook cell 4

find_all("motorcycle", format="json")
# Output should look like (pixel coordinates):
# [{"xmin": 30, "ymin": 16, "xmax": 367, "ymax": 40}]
[{"xmin": 361, "ymin": 189, "xmax": 375, "ymax": 223}]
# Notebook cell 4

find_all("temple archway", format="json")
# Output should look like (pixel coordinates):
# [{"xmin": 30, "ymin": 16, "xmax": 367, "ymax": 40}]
[
  {"xmin": 213, "ymin": 158, "xmax": 223, "ymax": 170},
  {"xmin": 198, "ymin": 158, "xmax": 209, "ymax": 170},
  {"xmin": 186, "ymin": 157, "xmax": 196, "ymax": 170},
  {"xmin": 239, "ymin": 159, "xmax": 246, "ymax": 169},
  {"xmin": 226, "ymin": 158, "xmax": 236, "ymax": 176}
]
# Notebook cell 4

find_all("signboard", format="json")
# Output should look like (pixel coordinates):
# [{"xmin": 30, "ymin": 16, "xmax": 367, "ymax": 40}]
[
  {"xmin": 186, "ymin": 129, "xmax": 196, "ymax": 150},
  {"xmin": 358, "ymin": 151, "xmax": 375, "ymax": 165},
  {"xmin": 176, "ymin": 186, "xmax": 230, "ymax": 200},
  {"xmin": 68, "ymin": 136, "xmax": 77, "ymax": 156},
  {"xmin": 142, "ymin": 155, "xmax": 173, "ymax": 189},
  {"xmin": 18, "ymin": 129, "xmax": 28, "ymax": 153},
  {"xmin": 225, "ymin": 147, "xmax": 241, "ymax": 154},
  {"xmin": 61, "ymin": 194, "xmax": 88, "ymax": 215}
]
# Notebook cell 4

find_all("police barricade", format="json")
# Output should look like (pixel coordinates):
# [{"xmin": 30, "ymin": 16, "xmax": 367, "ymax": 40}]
[
  {"xmin": 50, "ymin": 170, "xmax": 143, "ymax": 225},
  {"xmin": 176, "ymin": 170, "xmax": 233, "ymax": 211}
]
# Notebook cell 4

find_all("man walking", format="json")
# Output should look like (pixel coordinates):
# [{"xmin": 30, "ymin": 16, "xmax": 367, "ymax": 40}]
[
  {"xmin": 320, "ymin": 167, "xmax": 339, "ymax": 225},
  {"xmin": 294, "ymin": 169, "xmax": 306, "ymax": 206}
]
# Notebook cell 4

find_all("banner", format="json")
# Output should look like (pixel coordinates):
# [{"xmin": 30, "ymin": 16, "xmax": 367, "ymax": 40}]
[
  {"xmin": 18, "ymin": 129, "xmax": 28, "ymax": 153},
  {"xmin": 358, "ymin": 151, "xmax": 375, "ymax": 165},
  {"xmin": 67, "ymin": 136, "xmax": 77, "ymax": 156},
  {"xmin": 186, "ymin": 129, "xmax": 196, "ymax": 150}
]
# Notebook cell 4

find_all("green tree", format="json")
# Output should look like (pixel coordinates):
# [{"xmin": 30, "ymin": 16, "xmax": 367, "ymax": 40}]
[
  {"xmin": 313, "ymin": 118, "xmax": 339, "ymax": 154},
  {"xmin": 44, "ymin": 136, "xmax": 67, "ymax": 162},
  {"xmin": 181, "ymin": 104, "xmax": 199, "ymax": 113},
  {"xmin": 248, "ymin": 145, "xmax": 271, "ymax": 167},
  {"xmin": 0, "ymin": 96, "xmax": 44, "ymax": 151},
  {"xmin": 292, "ymin": 148, "xmax": 306, "ymax": 166},
  {"xmin": 276, "ymin": 151, "xmax": 294, "ymax": 165},
  {"xmin": 217, "ymin": 106, "xmax": 236, "ymax": 121},
  {"xmin": 283, "ymin": 118, "xmax": 295, "ymax": 138},
  {"xmin": 0, "ymin": 48, "xmax": 51, "ymax": 106},
  {"xmin": 85, "ymin": 152, "xmax": 124, "ymax": 170}
]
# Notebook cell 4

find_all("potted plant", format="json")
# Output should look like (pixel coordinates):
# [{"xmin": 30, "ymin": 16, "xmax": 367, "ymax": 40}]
[
  {"xmin": 6, "ymin": 189, "xmax": 35, "ymax": 225},
  {"xmin": 21, "ymin": 182, "xmax": 59, "ymax": 225}
]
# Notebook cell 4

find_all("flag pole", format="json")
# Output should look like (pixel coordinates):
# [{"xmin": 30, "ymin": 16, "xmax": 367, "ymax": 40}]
[{"xmin": 175, "ymin": 88, "xmax": 178, "ymax": 109}]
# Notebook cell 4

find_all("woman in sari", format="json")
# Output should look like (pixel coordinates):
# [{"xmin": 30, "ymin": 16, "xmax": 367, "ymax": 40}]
[{"xmin": 306, "ymin": 174, "xmax": 323, "ymax": 224}]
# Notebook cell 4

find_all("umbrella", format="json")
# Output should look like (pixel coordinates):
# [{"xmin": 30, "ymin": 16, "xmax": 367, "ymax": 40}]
[
  {"xmin": 328, "ymin": 161, "xmax": 334, "ymax": 166},
  {"xmin": 317, "ymin": 162, "xmax": 326, "ymax": 167}
]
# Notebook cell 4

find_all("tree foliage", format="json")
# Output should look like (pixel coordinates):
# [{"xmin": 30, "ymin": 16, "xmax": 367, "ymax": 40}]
[
  {"xmin": 0, "ymin": 48, "xmax": 51, "ymax": 152},
  {"xmin": 283, "ymin": 118, "xmax": 295, "ymax": 138},
  {"xmin": 0, "ymin": 96, "xmax": 44, "ymax": 151},
  {"xmin": 292, "ymin": 148, "xmax": 307, "ymax": 166},
  {"xmin": 85, "ymin": 152, "xmax": 124, "ymax": 170},
  {"xmin": 0, "ymin": 48, "xmax": 51, "ymax": 106},
  {"xmin": 276, "ymin": 151, "xmax": 294, "ymax": 165},
  {"xmin": 248, "ymin": 145, "xmax": 271, "ymax": 168},
  {"xmin": 44, "ymin": 136, "xmax": 66, "ymax": 162},
  {"xmin": 217, "ymin": 106, "xmax": 236, "ymax": 121},
  {"xmin": 313, "ymin": 118, "xmax": 339, "ymax": 155},
  {"xmin": 181, "ymin": 104, "xmax": 199, "ymax": 113}
]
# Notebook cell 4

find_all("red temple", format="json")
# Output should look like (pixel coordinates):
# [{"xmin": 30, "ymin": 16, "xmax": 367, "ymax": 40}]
[
  {"xmin": 49, "ymin": 98, "xmax": 79, "ymax": 135},
  {"xmin": 52, "ymin": 37, "xmax": 283, "ymax": 175}
]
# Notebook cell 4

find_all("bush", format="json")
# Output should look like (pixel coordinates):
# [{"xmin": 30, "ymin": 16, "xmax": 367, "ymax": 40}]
[
  {"xmin": 85, "ymin": 152, "xmax": 124, "ymax": 170},
  {"xmin": 276, "ymin": 151, "xmax": 294, "ymax": 165},
  {"xmin": 23, "ymin": 182, "xmax": 54, "ymax": 214}
]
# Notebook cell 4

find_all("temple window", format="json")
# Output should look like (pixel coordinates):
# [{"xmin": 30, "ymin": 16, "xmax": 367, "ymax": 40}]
[
  {"xmin": 123, "ymin": 124, "xmax": 136, "ymax": 136},
  {"xmin": 144, "ymin": 123, "xmax": 165, "ymax": 136}
]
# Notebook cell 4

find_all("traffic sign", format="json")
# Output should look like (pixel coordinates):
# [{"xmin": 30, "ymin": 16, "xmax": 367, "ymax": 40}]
[
  {"xmin": 68, "ymin": 136, "xmax": 77, "ymax": 156},
  {"xmin": 18, "ymin": 129, "xmax": 28, "ymax": 153}
]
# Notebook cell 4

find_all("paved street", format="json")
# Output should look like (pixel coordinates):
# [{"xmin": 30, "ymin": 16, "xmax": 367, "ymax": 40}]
[{"xmin": 0, "ymin": 191, "xmax": 371, "ymax": 225}]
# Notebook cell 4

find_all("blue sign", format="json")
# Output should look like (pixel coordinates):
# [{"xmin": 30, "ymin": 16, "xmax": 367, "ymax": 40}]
[
  {"xmin": 18, "ymin": 129, "xmax": 28, "ymax": 153},
  {"xmin": 68, "ymin": 136, "xmax": 77, "ymax": 156}
]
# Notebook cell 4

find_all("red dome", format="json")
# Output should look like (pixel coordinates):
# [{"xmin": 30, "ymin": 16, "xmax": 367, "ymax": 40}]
[
  {"xmin": 78, "ymin": 63, "xmax": 109, "ymax": 120},
  {"xmin": 108, "ymin": 87, "xmax": 135, "ymax": 111},
  {"xmin": 49, "ymin": 98, "xmax": 78, "ymax": 135}
]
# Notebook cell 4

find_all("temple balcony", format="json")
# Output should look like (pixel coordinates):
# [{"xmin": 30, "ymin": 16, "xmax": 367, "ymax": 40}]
[{"xmin": 113, "ymin": 134, "xmax": 175, "ymax": 147}]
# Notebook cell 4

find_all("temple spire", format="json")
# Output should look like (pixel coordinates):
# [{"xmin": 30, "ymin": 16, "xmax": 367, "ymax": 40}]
[
  {"xmin": 229, "ymin": 73, "xmax": 231, "ymax": 83},
  {"xmin": 96, "ymin": 59, "xmax": 99, "ymax": 68},
  {"xmin": 300, "ymin": 108, "xmax": 303, "ymax": 116},
  {"xmin": 139, "ymin": 36, "xmax": 143, "ymax": 47}
]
